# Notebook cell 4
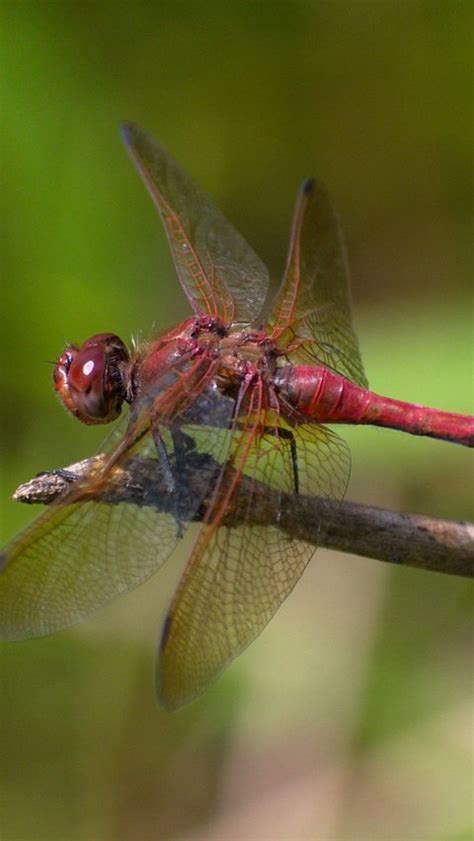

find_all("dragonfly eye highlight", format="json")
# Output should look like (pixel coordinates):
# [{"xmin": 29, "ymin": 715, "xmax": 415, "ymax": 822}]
[{"xmin": 53, "ymin": 333, "xmax": 130, "ymax": 425}]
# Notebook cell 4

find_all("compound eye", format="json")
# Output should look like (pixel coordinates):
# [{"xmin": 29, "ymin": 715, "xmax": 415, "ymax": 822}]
[
  {"xmin": 54, "ymin": 334, "xmax": 129, "ymax": 425},
  {"xmin": 68, "ymin": 346, "xmax": 106, "ymax": 393}
]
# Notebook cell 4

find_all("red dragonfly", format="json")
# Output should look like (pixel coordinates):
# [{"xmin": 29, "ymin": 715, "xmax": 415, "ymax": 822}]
[{"xmin": 1, "ymin": 124, "xmax": 472, "ymax": 709}]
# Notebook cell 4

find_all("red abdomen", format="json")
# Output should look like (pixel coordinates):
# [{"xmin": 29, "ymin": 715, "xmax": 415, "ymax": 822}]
[{"xmin": 275, "ymin": 365, "xmax": 474, "ymax": 447}]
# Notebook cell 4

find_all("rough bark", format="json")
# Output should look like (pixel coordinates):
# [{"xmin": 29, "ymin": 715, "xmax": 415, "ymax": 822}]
[{"xmin": 12, "ymin": 453, "xmax": 474, "ymax": 579}]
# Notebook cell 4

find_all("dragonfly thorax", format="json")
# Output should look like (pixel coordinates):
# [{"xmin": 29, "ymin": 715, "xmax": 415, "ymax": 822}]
[{"xmin": 214, "ymin": 329, "xmax": 279, "ymax": 393}]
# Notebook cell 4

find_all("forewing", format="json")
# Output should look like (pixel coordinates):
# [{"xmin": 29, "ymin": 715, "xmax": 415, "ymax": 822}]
[
  {"xmin": 0, "ymin": 376, "xmax": 236, "ymax": 641},
  {"xmin": 120, "ymin": 122, "xmax": 270, "ymax": 324},
  {"xmin": 157, "ymin": 409, "xmax": 350, "ymax": 709},
  {"xmin": 269, "ymin": 179, "xmax": 368, "ymax": 387}
]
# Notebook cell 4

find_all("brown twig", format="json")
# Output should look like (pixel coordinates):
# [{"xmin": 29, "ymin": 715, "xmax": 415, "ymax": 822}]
[{"xmin": 13, "ymin": 454, "xmax": 474, "ymax": 580}]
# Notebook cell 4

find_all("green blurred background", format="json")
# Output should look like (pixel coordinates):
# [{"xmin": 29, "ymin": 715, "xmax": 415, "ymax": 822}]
[{"xmin": 1, "ymin": 3, "xmax": 472, "ymax": 840}]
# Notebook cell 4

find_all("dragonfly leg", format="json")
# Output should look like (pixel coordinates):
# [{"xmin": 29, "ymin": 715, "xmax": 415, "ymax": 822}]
[
  {"xmin": 152, "ymin": 426, "xmax": 177, "ymax": 495},
  {"xmin": 260, "ymin": 426, "xmax": 300, "ymax": 494},
  {"xmin": 279, "ymin": 427, "xmax": 299, "ymax": 494},
  {"xmin": 151, "ymin": 427, "xmax": 194, "ymax": 537},
  {"xmin": 171, "ymin": 428, "xmax": 199, "ymax": 537},
  {"xmin": 171, "ymin": 428, "xmax": 197, "ymax": 459}
]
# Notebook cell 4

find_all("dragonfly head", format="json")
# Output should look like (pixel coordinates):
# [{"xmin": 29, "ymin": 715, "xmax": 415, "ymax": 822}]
[{"xmin": 54, "ymin": 333, "xmax": 130, "ymax": 425}]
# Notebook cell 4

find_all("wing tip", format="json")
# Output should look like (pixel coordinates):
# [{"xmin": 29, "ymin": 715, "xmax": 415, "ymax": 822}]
[
  {"xmin": 159, "ymin": 610, "xmax": 173, "ymax": 652},
  {"xmin": 119, "ymin": 120, "xmax": 135, "ymax": 145},
  {"xmin": 302, "ymin": 177, "xmax": 316, "ymax": 197},
  {"xmin": 0, "ymin": 551, "xmax": 8, "ymax": 572}
]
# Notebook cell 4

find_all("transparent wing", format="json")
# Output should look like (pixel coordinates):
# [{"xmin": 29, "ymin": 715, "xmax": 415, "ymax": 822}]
[
  {"xmin": 0, "ymin": 376, "xmax": 235, "ymax": 641},
  {"xmin": 121, "ymin": 122, "xmax": 270, "ymax": 324},
  {"xmin": 157, "ymin": 399, "xmax": 350, "ymax": 709},
  {"xmin": 268, "ymin": 179, "xmax": 368, "ymax": 387}
]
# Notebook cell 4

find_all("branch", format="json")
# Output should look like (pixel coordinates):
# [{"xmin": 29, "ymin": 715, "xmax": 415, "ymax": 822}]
[{"xmin": 13, "ymin": 454, "xmax": 474, "ymax": 580}]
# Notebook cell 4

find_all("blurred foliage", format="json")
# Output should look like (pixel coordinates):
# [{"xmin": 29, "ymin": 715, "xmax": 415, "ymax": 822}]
[{"xmin": 0, "ymin": 2, "xmax": 472, "ymax": 840}]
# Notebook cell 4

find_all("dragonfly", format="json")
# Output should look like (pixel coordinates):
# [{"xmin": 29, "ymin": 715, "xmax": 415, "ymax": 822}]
[{"xmin": 1, "ymin": 123, "xmax": 472, "ymax": 710}]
